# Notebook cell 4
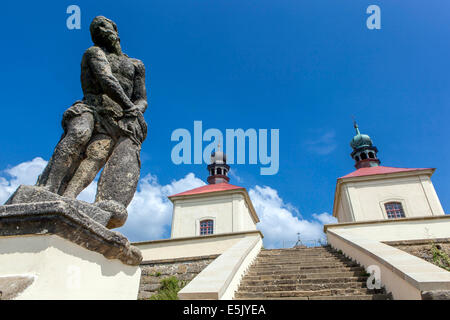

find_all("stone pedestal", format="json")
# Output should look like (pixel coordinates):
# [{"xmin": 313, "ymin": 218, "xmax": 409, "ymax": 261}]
[
  {"xmin": 6, "ymin": 185, "xmax": 127, "ymax": 228},
  {"xmin": 0, "ymin": 200, "xmax": 143, "ymax": 300}
]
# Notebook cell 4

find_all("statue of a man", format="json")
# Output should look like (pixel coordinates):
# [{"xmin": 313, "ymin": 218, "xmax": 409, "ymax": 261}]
[{"xmin": 37, "ymin": 16, "xmax": 148, "ymax": 214}]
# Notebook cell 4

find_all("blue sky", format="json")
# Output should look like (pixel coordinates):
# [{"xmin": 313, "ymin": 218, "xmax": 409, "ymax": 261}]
[{"xmin": 0, "ymin": 1, "xmax": 449, "ymax": 245}]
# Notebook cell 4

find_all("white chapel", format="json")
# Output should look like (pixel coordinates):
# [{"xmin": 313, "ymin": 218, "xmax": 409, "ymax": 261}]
[
  {"xmin": 333, "ymin": 122, "xmax": 445, "ymax": 223},
  {"xmin": 169, "ymin": 149, "xmax": 259, "ymax": 238}
]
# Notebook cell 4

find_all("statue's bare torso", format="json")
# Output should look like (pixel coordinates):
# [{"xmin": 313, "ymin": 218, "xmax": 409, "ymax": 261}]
[{"xmin": 81, "ymin": 47, "xmax": 137, "ymax": 99}]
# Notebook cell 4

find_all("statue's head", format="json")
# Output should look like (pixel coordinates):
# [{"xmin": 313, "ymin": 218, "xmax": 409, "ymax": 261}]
[{"xmin": 90, "ymin": 16, "xmax": 120, "ymax": 47}]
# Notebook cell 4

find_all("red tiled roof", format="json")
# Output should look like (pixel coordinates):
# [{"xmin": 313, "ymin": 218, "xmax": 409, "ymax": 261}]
[
  {"xmin": 339, "ymin": 166, "xmax": 432, "ymax": 179},
  {"xmin": 169, "ymin": 182, "xmax": 245, "ymax": 198}
]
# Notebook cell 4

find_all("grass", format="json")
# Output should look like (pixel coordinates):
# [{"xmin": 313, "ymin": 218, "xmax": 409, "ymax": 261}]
[
  {"xmin": 149, "ymin": 276, "xmax": 186, "ymax": 300},
  {"xmin": 431, "ymin": 244, "xmax": 450, "ymax": 272}
]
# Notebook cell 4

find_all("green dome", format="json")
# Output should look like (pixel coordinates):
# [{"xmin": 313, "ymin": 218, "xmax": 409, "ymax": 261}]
[{"xmin": 350, "ymin": 123, "xmax": 373, "ymax": 149}]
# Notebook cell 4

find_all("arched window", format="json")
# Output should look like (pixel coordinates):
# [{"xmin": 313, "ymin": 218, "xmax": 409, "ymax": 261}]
[
  {"xmin": 200, "ymin": 219, "xmax": 214, "ymax": 235},
  {"xmin": 385, "ymin": 202, "xmax": 405, "ymax": 219},
  {"xmin": 368, "ymin": 152, "xmax": 375, "ymax": 159},
  {"xmin": 355, "ymin": 156, "xmax": 360, "ymax": 162},
  {"xmin": 361, "ymin": 152, "xmax": 368, "ymax": 160}
]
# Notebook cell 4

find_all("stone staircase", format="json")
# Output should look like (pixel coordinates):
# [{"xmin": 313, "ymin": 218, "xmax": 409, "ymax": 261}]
[{"xmin": 234, "ymin": 246, "xmax": 391, "ymax": 300}]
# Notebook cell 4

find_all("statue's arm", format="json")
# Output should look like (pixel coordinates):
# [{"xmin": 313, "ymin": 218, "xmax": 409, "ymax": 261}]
[
  {"xmin": 131, "ymin": 59, "xmax": 148, "ymax": 114},
  {"xmin": 85, "ymin": 47, "xmax": 135, "ymax": 110}
]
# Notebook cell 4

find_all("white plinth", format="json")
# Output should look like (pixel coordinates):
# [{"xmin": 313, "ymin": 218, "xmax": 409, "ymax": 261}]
[{"xmin": 0, "ymin": 234, "xmax": 141, "ymax": 300}]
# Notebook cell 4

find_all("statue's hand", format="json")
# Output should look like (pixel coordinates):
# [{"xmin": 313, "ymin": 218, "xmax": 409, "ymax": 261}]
[{"xmin": 123, "ymin": 105, "xmax": 141, "ymax": 117}]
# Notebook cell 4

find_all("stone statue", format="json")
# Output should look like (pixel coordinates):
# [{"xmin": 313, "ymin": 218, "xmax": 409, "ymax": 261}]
[{"xmin": 6, "ymin": 16, "xmax": 148, "ymax": 229}]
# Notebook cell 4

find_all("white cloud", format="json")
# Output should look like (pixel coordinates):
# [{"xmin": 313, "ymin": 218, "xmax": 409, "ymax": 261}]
[
  {"xmin": 249, "ymin": 185, "xmax": 336, "ymax": 249},
  {"xmin": 305, "ymin": 130, "xmax": 337, "ymax": 155},
  {"xmin": 312, "ymin": 212, "xmax": 338, "ymax": 225},
  {"xmin": 0, "ymin": 157, "xmax": 47, "ymax": 203},
  {"xmin": 117, "ymin": 173, "xmax": 205, "ymax": 241},
  {"xmin": 0, "ymin": 157, "xmax": 99, "ymax": 205},
  {"xmin": 228, "ymin": 169, "xmax": 242, "ymax": 183},
  {"xmin": 1, "ymin": 158, "xmax": 335, "ymax": 248}
]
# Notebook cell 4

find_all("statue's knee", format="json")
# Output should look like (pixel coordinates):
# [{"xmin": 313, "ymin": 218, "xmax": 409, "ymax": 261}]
[
  {"xmin": 85, "ymin": 140, "xmax": 113, "ymax": 162},
  {"xmin": 72, "ymin": 127, "xmax": 93, "ymax": 145},
  {"xmin": 66, "ymin": 114, "xmax": 94, "ymax": 145}
]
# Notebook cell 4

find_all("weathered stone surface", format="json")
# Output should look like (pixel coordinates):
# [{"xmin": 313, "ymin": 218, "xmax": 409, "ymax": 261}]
[
  {"xmin": 0, "ymin": 201, "xmax": 142, "ymax": 266},
  {"xmin": 0, "ymin": 276, "xmax": 34, "ymax": 300},
  {"xmin": 138, "ymin": 256, "xmax": 218, "ymax": 300},
  {"xmin": 5, "ymin": 185, "xmax": 118, "ymax": 227},
  {"xmin": 138, "ymin": 291, "xmax": 153, "ymax": 300},
  {"xmin": 34, "ymin": 16, "xmax": 148, "ymax": 227},
  {"xmin": 387, "ymin": 239, "xmax": 450, "ymax": 272},
  {"xmin": 421, "ymin": 290, "xmax": 450, "ymax": 300},
  {"xmin": 96, "ymin": 137, "xmax": 142, "ymax": 208}
]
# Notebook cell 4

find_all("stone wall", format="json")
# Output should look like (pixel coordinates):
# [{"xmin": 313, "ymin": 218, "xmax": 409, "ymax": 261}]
[
  {"xmin": 138, "ymin": 254, "xmax": 218, "ymax": 300},
  {"xmin": 386, "ymin": 238, "xmax": 450, "ymax": 271}
]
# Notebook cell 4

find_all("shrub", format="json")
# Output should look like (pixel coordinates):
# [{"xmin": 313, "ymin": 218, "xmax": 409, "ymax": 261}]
[
  {"xmin": 431, "ymin": 244, "xmax": 450, "ymax": 272},
  {"xmin": 149, "ymin": 276, "xmax": 186, "ymax": 300}
]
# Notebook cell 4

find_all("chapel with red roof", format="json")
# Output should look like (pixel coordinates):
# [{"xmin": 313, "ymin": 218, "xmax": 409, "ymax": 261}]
[
  {"xmin": 168, "ymin": 147, "xmax": 259, "ymax": 238},
  {"xmin": 332, "ymin": 122, "xmax": 445, "ymax": 223}
]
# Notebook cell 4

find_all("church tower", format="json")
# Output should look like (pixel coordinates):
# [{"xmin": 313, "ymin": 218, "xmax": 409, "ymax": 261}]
[
  {"xmin": 332, "ymin": 122, "xmax": 445, "ymax": 223},
  {"xmin": 168, "ymin": 148, "xmax": 259, "ymax": 238}
]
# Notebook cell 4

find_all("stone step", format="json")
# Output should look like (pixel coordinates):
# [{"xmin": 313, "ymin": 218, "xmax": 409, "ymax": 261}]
[
  {"xmin": 256, "ymin": 255, "xmax": 350, "ymax": 261},
  {"xmin": 262, "ymin": 247, "xmax": 331, "ymax": 252},
  {"xmin": 235, "ymin": 294, "xmax": 390, "ymax": 300},
  {"xmin": 246, "ymin": 267, "xmax": 367, "ymax": 278},
  {"xmin": 252, "ymin": 260, "xmax": 359, "ymax": 268},
  {"xmin": 244, "ymin": 271, "xmax": 367, "ymax": 280},
  {"xmin": 256, "ymin": 256, "xmax": 348, "ymax": 262},
  {"xmin": 235, "ymin": 288, "xmax": 382, "ymax": 299},
  {"xmin": 246, "ymin": 269, "xmax": 366, "ymax": 277},
  {"xmin": 260, "ymin": 250, "xmax": 334, "ymax": 254},
  {"xmin": 241, "ymin": 276, "xmax": 369, "ymax": 287},
  {"xmin": 260, "ymin": 249, "xmax": 342, "ymax": 254},
  {"xmin": 258, "ymin": 251, "xmax": 337, "ymax": 257},
  {"xmin": 255, "ymin": 256, "xmax": 344, "ymax": 262},
  {"xmin": 247, "ymin": 266, "xmax": 365, "ymax": 276},
  {"xmin": 256, "ymin": 257, "xmax": 343, "ymax": 261},
  {"xmin": 259, "ymin": 250, "xmax": 337, "ymax": 255},
  {"xmin": 253, "ymin": 261, "xmax": 358, "ymax": 268},
  {"xmin": 258, "ymin": 252, "xmax": 333, "ymax": 257},
  {"xmin": 239, "ymin": 281, "xmax": 368, "ymax": 292}
]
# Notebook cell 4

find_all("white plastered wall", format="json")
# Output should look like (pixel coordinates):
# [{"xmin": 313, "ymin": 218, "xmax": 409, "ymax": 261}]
[
  {"xmin": 171, "ymin": 193, "xmax": 257, "ymax": 238},
  {"xmin": 336, "ymin": 174, "xmax": 445, "ymax": 223},
  {"xmin": 0, "ymin": 234, "xmax": 141, "ymax": 300},
  {"xmin": 134, "ymin": 231, "xmax": 263, "ymax": 262},
  {"xmin": 325, "ymin": 216, "xmax": 450, "ymax": 299},
  {"xmin": 178, "ymin": 233, "xmax": 263, "ymax": 300}
]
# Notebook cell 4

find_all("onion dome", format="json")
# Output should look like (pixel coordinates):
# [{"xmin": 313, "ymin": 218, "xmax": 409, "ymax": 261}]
[
  {"xmin": 350, "ymin": 123, "xmax": 373, "ymax": 149},
  {"xmin": 207, "ymin": 143, "xmax": 230, "ymax": 184},
  {"xmin": 350, "ymin": 121, "xmax": 380, "ymax": 169}
]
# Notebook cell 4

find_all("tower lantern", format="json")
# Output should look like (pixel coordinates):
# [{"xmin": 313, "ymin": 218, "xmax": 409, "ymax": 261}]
[
  {"xmin": 207, "ymin": 143, "xmax": 230, "ymax": 184},
  {"xmin": 350, "ymin": 121, "xmax": 380, "ymax": 169}
]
